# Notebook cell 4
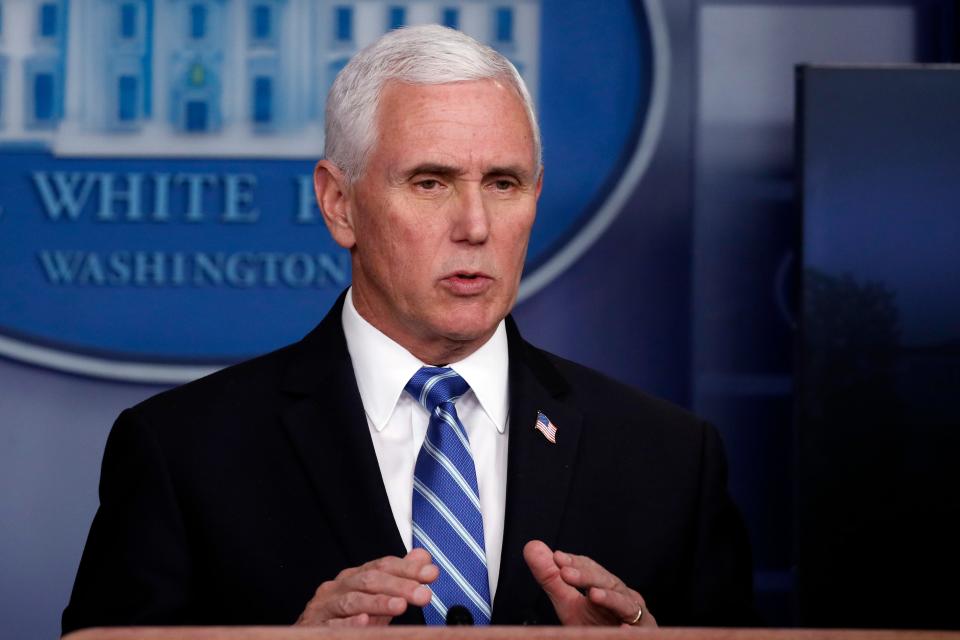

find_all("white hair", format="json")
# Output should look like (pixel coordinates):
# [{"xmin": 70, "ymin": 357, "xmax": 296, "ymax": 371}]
[{"xmin": 324, "ymin": 24, "xmax": 542, "ymax": 183}]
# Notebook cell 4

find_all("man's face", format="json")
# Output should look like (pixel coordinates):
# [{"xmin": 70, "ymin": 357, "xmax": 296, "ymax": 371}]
[{"xmin": 330, "ymin": 79, "xmax": 541, "ymax": 361}]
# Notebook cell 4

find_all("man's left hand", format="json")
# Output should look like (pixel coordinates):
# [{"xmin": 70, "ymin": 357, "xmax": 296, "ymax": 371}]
[{"xmin": 523, "ymin": 540, "xmax": 657, "ymax": 627}]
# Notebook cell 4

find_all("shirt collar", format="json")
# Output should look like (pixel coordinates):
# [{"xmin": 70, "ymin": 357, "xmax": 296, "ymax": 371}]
[{"xmin": 341, "ymin": 288, "xmax": 509, "ymax": 433}]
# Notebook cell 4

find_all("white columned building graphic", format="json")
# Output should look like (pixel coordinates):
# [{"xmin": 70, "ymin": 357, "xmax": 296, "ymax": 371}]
[
  {"xmin": 0, "ymin": 0, "xmax": 69, "ymax": 142},
  {"xmin": 0, "ymin": 0, "xmax": 540, "ymax": 158}
]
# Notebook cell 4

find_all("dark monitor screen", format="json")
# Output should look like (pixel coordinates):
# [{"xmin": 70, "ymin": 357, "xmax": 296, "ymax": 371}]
[{"xmin": 798, "ymin": 65, "xmax": 960, "ymax": 629}]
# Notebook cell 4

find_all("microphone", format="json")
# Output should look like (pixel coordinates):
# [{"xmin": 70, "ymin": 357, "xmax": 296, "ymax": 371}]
[{"xmin": 445, "ymin": 605, "xmax": 474, "ymax": 626}]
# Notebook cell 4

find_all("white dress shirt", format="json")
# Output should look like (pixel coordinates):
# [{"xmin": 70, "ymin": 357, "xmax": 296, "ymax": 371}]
[{"xmin": 341, "ymin": 288, "xmax": 510, "ymax": 600}]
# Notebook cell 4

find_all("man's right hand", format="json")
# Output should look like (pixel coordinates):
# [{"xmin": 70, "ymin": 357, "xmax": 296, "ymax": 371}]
[{"xmin": 296, "ymin": 548, "xmax": 438, "ymax": 627}]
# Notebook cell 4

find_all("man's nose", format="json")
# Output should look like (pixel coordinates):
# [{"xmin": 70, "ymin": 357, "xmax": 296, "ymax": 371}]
[{"xmin": 451, "ymin": 185, "xmax": 490, "ymax": 245}]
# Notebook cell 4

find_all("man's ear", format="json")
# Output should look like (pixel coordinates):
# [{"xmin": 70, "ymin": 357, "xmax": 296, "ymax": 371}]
[{"xmin": 314, "ymin": 159, "xmax": 356, "ymax": 249}]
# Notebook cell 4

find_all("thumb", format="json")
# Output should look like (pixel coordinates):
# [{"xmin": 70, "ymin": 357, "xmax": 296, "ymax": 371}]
[{"xmin": 523, "ymin": 540, "xmax": 579, "ymax": 607}]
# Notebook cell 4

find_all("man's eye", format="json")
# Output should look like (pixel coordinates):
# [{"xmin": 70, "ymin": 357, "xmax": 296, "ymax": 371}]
[
  {"xmin": 416, "ymin": 179, "xmax": 440, "ymax": 190},
  {"xmin": 493, "ymin": 179, "xmax": 516, "ymax": 191}
]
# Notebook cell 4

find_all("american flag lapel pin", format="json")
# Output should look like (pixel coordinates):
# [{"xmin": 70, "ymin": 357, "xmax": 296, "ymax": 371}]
[{"xmin": 535, "ymin": 411, "xmax": 558, "ymax": 444}]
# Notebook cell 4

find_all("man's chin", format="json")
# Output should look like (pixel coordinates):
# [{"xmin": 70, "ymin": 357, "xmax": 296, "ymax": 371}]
[
  {"xmin": 432, "ymin": 313, "xmax": 503, "ymax": 345},
  {"xmin": 437, "ymin": 324, "xmax": 496, "ymax": 344}
]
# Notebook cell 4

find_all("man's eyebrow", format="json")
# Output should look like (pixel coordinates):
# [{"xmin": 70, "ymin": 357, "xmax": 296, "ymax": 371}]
[
  {"xmin": 402, "ymin": 163, "xmax": 465, "ymax": 179},
  {"xmin": 399, "ymin": 163, "xmax": 537, "ymax": 183},
  {"xmin": 487, "ymin": 165, "xmax": 535, "ymax": 181}
]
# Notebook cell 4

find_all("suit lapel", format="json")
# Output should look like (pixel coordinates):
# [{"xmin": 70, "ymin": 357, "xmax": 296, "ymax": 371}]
[
  {"xmin": 492, "ymin": 318, "xmax": 583, "ymax": 624},
  {"xmin": 279, "ymin": 296, "xmax": 408, "ymax": 569}
]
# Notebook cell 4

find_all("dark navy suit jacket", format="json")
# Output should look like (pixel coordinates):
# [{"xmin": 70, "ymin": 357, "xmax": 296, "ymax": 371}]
[{"xmin": 62, "ymin": 295, "xmax": 754, "ymax": 633}]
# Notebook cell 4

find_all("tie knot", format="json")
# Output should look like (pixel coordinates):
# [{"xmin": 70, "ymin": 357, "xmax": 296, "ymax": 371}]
[{"xmin": 405, "ymin": 367, "xmax": 470, "ymax": 414}]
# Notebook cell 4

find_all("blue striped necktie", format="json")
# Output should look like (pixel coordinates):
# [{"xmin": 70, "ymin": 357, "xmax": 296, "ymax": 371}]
[{"xmin": 406, "ymin": 367, "xmax": 492, "ymax": 625}]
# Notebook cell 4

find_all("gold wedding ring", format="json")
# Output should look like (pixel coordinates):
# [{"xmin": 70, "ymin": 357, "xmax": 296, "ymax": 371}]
[{"xmin": 627, "ymin": 604, "xmax": 643, "ymax": 625}]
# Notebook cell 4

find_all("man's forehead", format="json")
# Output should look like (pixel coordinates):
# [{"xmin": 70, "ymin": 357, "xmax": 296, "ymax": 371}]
[{"xmin": 372, "ymin": 82, "xmax": 536, "ymax": 168}]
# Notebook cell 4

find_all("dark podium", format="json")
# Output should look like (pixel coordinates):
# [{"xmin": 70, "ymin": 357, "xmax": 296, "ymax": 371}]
[{"xmin": 63, "ymin": 628, "xmax": 960, "ymax": 640}]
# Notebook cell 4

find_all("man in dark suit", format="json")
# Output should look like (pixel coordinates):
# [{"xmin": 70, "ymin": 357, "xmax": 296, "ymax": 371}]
[{"xmin": 63, "ymin": 25, "xmax": 753, "ymax": 633}]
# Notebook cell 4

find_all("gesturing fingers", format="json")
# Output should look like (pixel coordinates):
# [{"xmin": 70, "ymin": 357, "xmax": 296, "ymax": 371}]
[
  {"xmin": 364, "ymin": 549, "xmax": 436, "ymax": 581},
  {"xmin": 523, "ymin": 540, "xmax": 582, "ymax": 605},
  {"xmin": 342, "ymin": 591, "xmax": 409, "ymax": 616},
  {"xmin": 325, "ymin": 613, "xmax": 370, "ymax": 628},
  {"xmin": 530, "ymin": 545, "xmax": 657, "ymax": 628},
  {"xmin": 297, "ymin": 549, "xmax": 438, "ymax": 626},
  {"xmin": 555, "ymin": 550, "xmax": 623, "ymax": 592},
  {"xmin": 339, "ymin": 568, "xmax": 433, "ymax": 605},
  {"xmin": 587, "ymin": 586, "xmax": 654, "ymax": 626}
]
